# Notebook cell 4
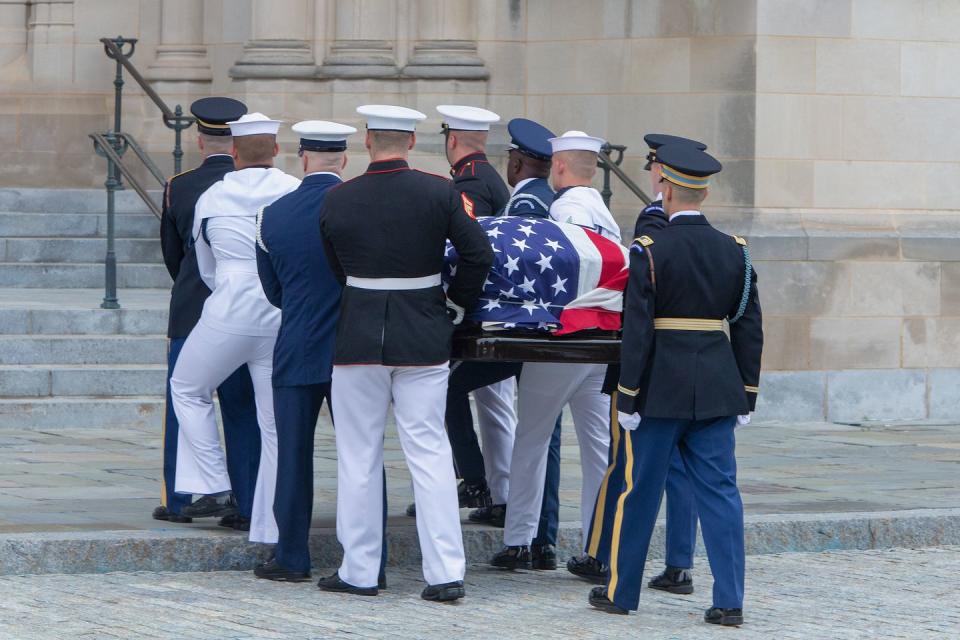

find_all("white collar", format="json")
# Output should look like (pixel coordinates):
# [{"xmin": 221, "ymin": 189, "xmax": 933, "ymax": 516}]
[
  {"xmin": 669, "ymin": 210, "xmax": 702, "ymax": 221},
  {"xmin": 512, "ymin": 177, "xmax": 537, "ymax": 194},
  {"xmin": 655, "ymin": 191, "xmax": 663, "ymax": 201},
  {"xmin": 304, "ymin": 171, "xmax": 342, "ymax": 179},
  {"xmin": 206, "ymin": 153, "xmax": 233, "ymax": 159}
]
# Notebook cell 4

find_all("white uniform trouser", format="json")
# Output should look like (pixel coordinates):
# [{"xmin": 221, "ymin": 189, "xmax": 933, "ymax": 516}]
[
  {"xmin": 171, "ymin": 321, "xmax": 279, "ymax": 544},
  {"xmin": 333, "ymin": 363, "xmax": 465, "ymax": 588},
  {"xmin": 473, "ymin": 378, "xmax": 517, "ymax": 504},
  {"xmin": 503, "ymin": 362, "xmax": 609, "ymax": 547}
]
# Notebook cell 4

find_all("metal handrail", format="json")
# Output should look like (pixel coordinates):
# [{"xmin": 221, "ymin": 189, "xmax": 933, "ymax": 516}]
[
  {"xmin": 91, "ymin": 36, "xmax": 196, "ymax": 309},
  {"xmin": 598, "ymin": 144, "xmax": 652, "ymax": 208}
]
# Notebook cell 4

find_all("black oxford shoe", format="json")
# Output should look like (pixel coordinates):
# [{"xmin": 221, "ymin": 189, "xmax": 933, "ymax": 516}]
[
  {"xmin": 180, "ymin": 492, "xmax": 238, "ymax": 519},
  {"xmin": 152, "ymin": 505, "xmax": 192, "ymax": 523},
  {"xmin": 705, "ymin": 607, "xmax": 744, "ymax": 626},
  {"xmin": 405, "ymin": 502, "xmax": 416, "ymax": 517},
  {"xmin": 588, "ymin": 586, "xmax": 628, "ymax": 615},
  {"xmin": 458, "ymin": 480, "xmax": 493, "ymax": 509},
  {"xmin": 490, "ymin": 545, "xmax": 531, "ymax": 570},
  {"xmin": 531, "ymin": 544, "xmax": 557, "ymax": 570},
  {"xmin": 467, "ymin": 504, "xmax": 506, "ymax": 528},
  {"xmin": 254, "ymin": 559, "xmax": 311, "ymax": 582},
  {"xmin": 317, "ymin": 571, "xmax": 378, "ymax": 596},
  {"xmin": 566, "ymin": 554, "xmax": 608, "ymax": 584},
  {"xmin": 218, "ymin": 513, "xmax": 250, "ymax": 531},
  {"xmin": 647, "ymin": 566, "xmax": 694, "ymax": 595},
  {"xmin": 421, "ymin": 580, "xmax": 465, "ymax": 602}
]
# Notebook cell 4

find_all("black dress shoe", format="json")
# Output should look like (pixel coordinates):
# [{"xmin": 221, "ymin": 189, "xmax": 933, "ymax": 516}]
[
  {"xmin": 421, "ymin": 580, "xmax": 465, "ymax": 602},
  {"xmin": 705, "ymin": 607, "xmax": 743, "ymax": 626},
  {"xmin": 530, "ymin": 544, "xmax": 557, "ymax": 570},
  {"xmin": 588, "ymin": 586, "xmax": 628, "ymax": 615},
  {"xmin": 457, "ymin": 480, "xmax": 492, "ymax": 509},
  {"xmin": 468, "ymin": 504, "xmax": 505, "ymax": 527},
  {"xmin": 490, "ymin": 545, "xmax": 531, "ymax": 570},
  {"xmin": 648, "ymin": 566, "xmax": 694, "ymax": 595},
  {"xmin": 218, "ymin": 513, "xmax": 250, "ymax": 531},
  {"xmin": 151, "ymin": 505, "xmax": 192, "ymax": 523},
  {"xmin": 566, "ymin": 554, "xmax": 608, "ymax": 584},
  {"xmin": 317, "ymin": 571, "xmax": 378, "ymax": 596},
  {"xmin": 254, "ymin": 559, "xmax": 311, "ymax": 582},
  {"xmin": 405, "ymin": 502, "xmax": 416, "ymax": 517},
  {"xmin": 180, "ymin": 492, "xmax": 238, "ymax": 519}
]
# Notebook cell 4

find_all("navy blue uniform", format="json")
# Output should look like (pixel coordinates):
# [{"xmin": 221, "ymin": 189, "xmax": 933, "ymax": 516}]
[
  {"xmin": 256, "ymin": 172, "xmax": 342, "ymax": 573},
  {"xmin": 159, "ymin": 155, "xmax": 260, "ymax": 517},
  {"xmin": 597, "ymin": 214, "xmax": 762, "ymax": 613}
]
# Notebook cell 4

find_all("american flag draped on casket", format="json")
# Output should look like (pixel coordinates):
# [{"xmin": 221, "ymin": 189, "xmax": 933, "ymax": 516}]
[{"xmin": 444, "ymin": 217, "xmax": 629, "ymax": 335}]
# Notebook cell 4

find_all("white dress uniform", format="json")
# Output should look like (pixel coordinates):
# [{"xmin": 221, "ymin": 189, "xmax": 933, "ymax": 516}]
[
  {"xmin": 171, "ymin": 113, "xmax": 300, "ymax": 544},
  {"xmin": 503, "ymin": 131, "xmax": 617, "ymax": 548}
]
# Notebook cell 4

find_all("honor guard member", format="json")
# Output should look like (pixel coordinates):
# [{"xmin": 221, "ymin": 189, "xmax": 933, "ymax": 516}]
[
  {"xmin": 419, "ymin": 104, "xmax": 515, "ymax": 517},
  {"xmin": 491, "ymin": 131, "xmax": 614, "ymax": 571},
  {"xmin": 585, "ymin": 133, "xmax": 710, "ymax": 590},
  {"xmin": 155, "ymin": 97, "xmax": 261, "ymax": 531},
  {"xmin": 252, "ymin": 121, "xmax": 354, "ymax": 582},
  {"xmin": 171, "ymin": 113, "xmax": 301, "ymax": 544},
  {"xmin": 319, "ymin": 105, "xmax": 493, "ymax": 601},
  {"xmin": 587, "ymin": 144, "xmax": 762, "ymax": 628}
]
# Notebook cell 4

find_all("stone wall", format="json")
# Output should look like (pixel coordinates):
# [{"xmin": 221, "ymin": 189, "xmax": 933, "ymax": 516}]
[{"xmin": 1, "ymin": 0, "xmax": 958, "ymax": 421}]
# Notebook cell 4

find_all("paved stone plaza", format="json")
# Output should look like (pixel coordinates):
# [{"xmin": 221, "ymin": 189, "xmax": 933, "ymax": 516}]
[
  {"xmin": 0, "ymin": 419, "xmax": 958, "ymax": 535},
  {"xmin": 1, "ymin": 547, "xmax": 957, "ymax": 639}
]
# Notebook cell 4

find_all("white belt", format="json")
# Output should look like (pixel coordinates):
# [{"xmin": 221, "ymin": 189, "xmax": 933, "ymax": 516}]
[{"xmin": 346, "ymin": 274, "xmax": 442, "ymax": 290}]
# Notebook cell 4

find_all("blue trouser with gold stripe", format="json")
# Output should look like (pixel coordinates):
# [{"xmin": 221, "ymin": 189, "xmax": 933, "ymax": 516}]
[
  {"xmin": 163, "ymin": 336, "xmax": 260, "ymax": 517},
  {"xmin": 585, "ymin": 394, "xmax": 699, "ymax": 570},
  {"xmin": 272, "ymin": 383, "xmax": 388, "ymax": 575},
  {"xmin": 603, "ymin": 415, "xmax": 743, "ymax": 612}
]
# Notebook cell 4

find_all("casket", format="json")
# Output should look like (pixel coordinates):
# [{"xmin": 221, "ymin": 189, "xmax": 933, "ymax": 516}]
[{"xmin": 452, "ymin": 326, "xmax": 621, "ymax": 364}]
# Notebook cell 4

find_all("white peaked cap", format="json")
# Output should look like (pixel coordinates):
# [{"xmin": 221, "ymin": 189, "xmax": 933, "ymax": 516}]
[
  {"xmin": 292, "ymin": 120, "xmax": 357, "ymax": 142},
  {"xmin": 356, "ymin": 104, "xmax": 427, "ymax": 132},
  {"xmin": 227, "ymin": 112, "xmax": 282, "ymax": 137},
  {"xmin": 436, "ymin": 105, "xmax": 500, "ymax": 131},
  {"xmin": 548, "ymin": 130, "xmax": 606, "ymax": 154}
]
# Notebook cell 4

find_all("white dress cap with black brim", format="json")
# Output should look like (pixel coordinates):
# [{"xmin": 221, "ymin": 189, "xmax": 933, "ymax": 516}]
[
  {"xmin": 356, "ymin": 104, "xmax": 427, "ymax": 132},
  {"xmin": 436, "ymin": 105, "xmax": 500, "ymax": 131},
  {"xmin": 548, "ymin": 130, "xmax": 606, "ymax": 154},
  {"xmin": 227, "ymin": 112, "xmax": 282, "ymax": 137},
  {"xmin": 292, "ymin": 120, "xmax": 357, "ymax": 152}
]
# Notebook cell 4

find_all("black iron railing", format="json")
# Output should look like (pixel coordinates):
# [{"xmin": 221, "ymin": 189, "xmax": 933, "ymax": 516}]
[
  {"xmin": 598, "ymin": 143, "xmax": 652, "ymax": 208},
  {"xmin": 89, "ymin": 36, "xmax": 195, "ymax": 309}
]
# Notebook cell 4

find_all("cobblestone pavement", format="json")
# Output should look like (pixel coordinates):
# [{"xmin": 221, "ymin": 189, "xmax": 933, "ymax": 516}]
[
  {"xmin": 0, "ymin": 420, "xmax": 958, "ymax": 534},
  {"xmin": 0, "ymin": 546, "xmax": 957, "ymax": 639}
]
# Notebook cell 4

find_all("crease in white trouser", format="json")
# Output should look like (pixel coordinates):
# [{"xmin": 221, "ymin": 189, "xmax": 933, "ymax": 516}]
[{"xmin": 474, "ymin": 378, "xmax": 518, "ymax": 505}]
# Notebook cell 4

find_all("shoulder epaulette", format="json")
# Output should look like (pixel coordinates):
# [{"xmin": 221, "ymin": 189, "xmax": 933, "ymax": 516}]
[
  {"xmin": 734, "ymin": 235, "xmax": 747, "ymax": 246},
  {"xmin": 167, "ymin": 167, "xmax": 196, "ymax": 183},
  {"xmin": 635, "ymin": 235, "xmax": 654, "ymax": 247}
]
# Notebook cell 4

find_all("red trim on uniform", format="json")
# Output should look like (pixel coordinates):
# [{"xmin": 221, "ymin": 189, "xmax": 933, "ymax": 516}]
[{"xmin": 414, "ymin": 169, "xmax": 455, "ymax": 182}]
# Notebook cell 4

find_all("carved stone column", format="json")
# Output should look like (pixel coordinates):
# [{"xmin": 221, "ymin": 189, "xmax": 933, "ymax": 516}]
[
  {"xmin": 230, "ymin": 0, "xmax": 316, "ymax": 79},
  {"xmin": 403, "ymin": 0, "xmax": 486, "ymax": 79},
  {"xmin": 0, "ymin": 0, "xmax": 28, "ymax": 76},
  {"xmin": 319, "ymin": 0, "xmax": 397, "ymax": 78},
  {"xmin": 145, "ymin": 0, "xmax": 212, "ymax": 82},
  {"xmin": 27, "ymin": 0, "xmax": 74, "ymax": 86}
]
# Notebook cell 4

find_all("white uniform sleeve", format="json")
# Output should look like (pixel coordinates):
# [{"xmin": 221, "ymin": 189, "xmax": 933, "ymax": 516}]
[
  {"xmin": 193, "ymin": 192, "xmax": 217, "ymax": 291},
  {"xmin": 549, "ymin": 195, "xmax": 597, "ymax": 232}
]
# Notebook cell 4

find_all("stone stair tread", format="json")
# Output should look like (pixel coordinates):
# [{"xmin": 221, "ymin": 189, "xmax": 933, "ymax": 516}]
[{"xmin": 0, "ymin": 288, "xmax": 169, "ymax": 309}]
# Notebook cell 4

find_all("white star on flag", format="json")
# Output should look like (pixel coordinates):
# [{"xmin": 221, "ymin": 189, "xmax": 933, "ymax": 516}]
[
  {"xmin": 483, "ymin": 276, "xmax": 493, "ymax": 288},
  {"xmin": 482, "ymin": 298, "xmax": 502, "ymax": 311},
  {"xmin": 500, "ymin": 286, "xmax": 519, "ymax": 299},
  {"xmin": 491, "ymin": 243, "xmax": 501, "ymax": 254},
  {"xmin": 519, "ymin": 276, "xmax": 537, "ymax": 294},
  {"xmin": 545, "ymin": 238, "xmax": 563, "ymax": 252},
  {"xmin": 551, "ymin": 275, "xmax": 567, "ymax": 295},
  {"xmin": 521, "ymin": 299, "xmax": 538, "ymax": 315},
  {"xmin": 487, "ymin": 227, "xmax": 503, "ymax": 239},
  {"xmin": 538, "ymin": 299, "xmax": 550, "ymax": 311},
  {"xmin": 488, "ymin": 218, "xmax": 509, "ymax": 225},
  {"xmin": 504, "ymin": 254, "xmax": 520, "ymax": 275},
  {"xmin": 511, "ymin": 237, "xmax": 529, "ymax": 252},
  {"xmin": 535, "ymin": 252, "xmax": 553, "ymax": 273},
  {"xmin": 517, "ymin": 224, "xmax": 537, "ymax": 237}
]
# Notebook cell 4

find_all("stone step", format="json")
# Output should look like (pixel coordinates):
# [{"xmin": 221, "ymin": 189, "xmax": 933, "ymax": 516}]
[
  {"xmin": 0, "ymin": 396, "xmax": 163, "ymax": 429},
  {"xmin": 0, "ymin": 212, "xmax": 159, "ymax": 238},
  {"xmin": 0, "ymin": 308, "xmax": 167, "ymax": 335},
  {"xmin": 0, "ymin": 365, "xmax": 166, "ymax": 398},
  {"xmin": 0, "ymin": 335, "xmax": 166, "ymax": 365},
  {"xmin": 0, "ymin": 263, "xmax": 170, "ymax": 288},
  {"xmin": 1, "ymin": 238, "xmax": 163, "ymax": 264},
  {"xmin": 0, "ymin": 188, "xmax": 159, "ymax": 214}
]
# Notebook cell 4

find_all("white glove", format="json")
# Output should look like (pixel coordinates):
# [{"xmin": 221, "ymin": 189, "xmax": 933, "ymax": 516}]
[
  {"xmin": 445, "ymin": 298, "xmax": 465, "ymax": 325},
  {"xmin": 618, "ymin": 411, "xmax": 641, "ymax": 431},
  {"xmin": 737, "ymin": 414, "xmax": 752, "ymax": 427}
]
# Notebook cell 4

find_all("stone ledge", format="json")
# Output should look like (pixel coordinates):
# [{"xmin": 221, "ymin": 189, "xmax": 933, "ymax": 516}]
[{"xmin": 2, "ymin": 509, "xmax": 957, "ymax": 576}]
